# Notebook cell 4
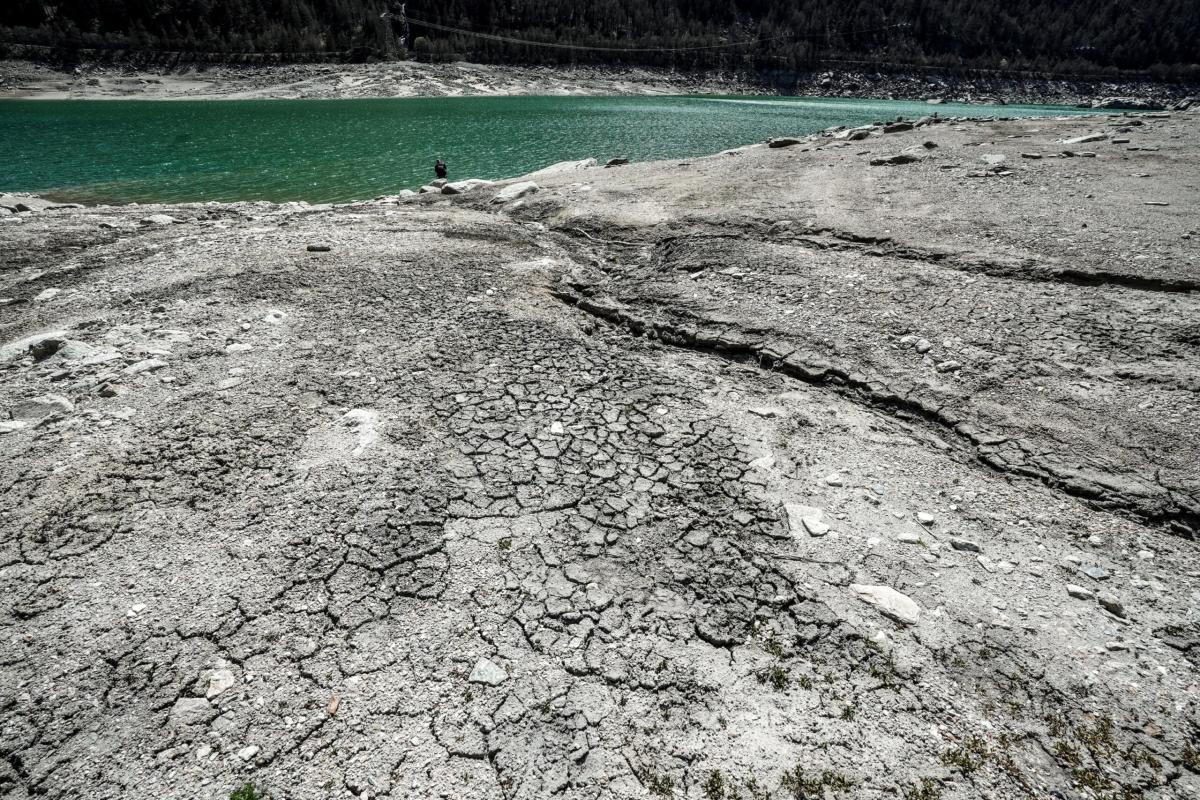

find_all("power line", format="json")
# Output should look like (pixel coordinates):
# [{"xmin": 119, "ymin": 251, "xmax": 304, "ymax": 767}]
[{"xmin": 405, "ymin": 16, "xmax": 910, "ymax": 54}]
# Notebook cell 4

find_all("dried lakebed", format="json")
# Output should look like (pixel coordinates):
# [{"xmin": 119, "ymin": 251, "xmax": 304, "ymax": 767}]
[{"xmin": 1, "ymin": 112, "xmax": 1199, "ymax": 800}]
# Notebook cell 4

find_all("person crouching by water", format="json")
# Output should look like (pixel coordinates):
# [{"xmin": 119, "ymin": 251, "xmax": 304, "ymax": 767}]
[{"xmin": 435, "ymin": 159, "xmax": 447, "ymax": 180}]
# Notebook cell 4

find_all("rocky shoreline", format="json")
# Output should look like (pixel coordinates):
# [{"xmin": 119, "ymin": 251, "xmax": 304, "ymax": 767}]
[
  {"xmin": 1, "ymin": 57, "xmax": 1196, "ymax": 106},
  {"xmin": 2, "ymin": 110, "xmax": 1200, "ymax": 800}
]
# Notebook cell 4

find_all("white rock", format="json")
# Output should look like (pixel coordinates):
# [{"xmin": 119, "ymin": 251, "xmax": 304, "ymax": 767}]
[
  {"xmin": 262, "ymin": 310, "xmax": 288, "ymax": 324},
  {"xmin": 782, "ymin": 503, "xmax": 829, "ymax": 538},
  {"xmin": 124, "ymin": 358, "xmax": 167, "ymax": 375},
  {"xmin": 169, "ymin": 697, "xmax": 215, "ymax": 727},
  {"xmin": 206, "ymin": 668, "xmax": 236, "ymax": 699},
  {"xmin": 850, "ymin": 584, "xmax": 921, "ymax": 625},
  {"xmin": 237, "ymin": 745, "xmax": 260, "ymax": 761},
  {"xmin": 917, "ymin": 512, "xmax": 936, "ymax": 526},
  {"xmin": 468, "ymin": 658, "xmax": 508, "ymax": 686},
  {"xmin": 898, "ymin": 531, "xmax": 922, "ymax": 544},
  {"xmin": 492, "ymin": 181, "xmax": 541, "ymax": 204},
  {"xmin": 550, "ymin": 421, "xmax": 565, "ymax": 435},
  {"xmin": 442, "ymin": 179, "xmax": 493, "ymax": 195},
  {"xmin": 141, "ymin": 214, "xmax": 179, "ymax": 226},
  {"xmin": 34, "ymin": 288, "xmax": 60, "ymax": 303},
  {"xmin": 225, "ymin": 343, "xmax": 253, "ymax": 354},
  {"xmin": 0, "ymin": 420, "xmax": 28, "ymax": 434},
  {"xmin": 824, "ymin": 473, "xmax": 844, "ymax": 487},
  {"xmin": 1066, "ymin": 584, "xmax": 1094, "ymax": 600}
]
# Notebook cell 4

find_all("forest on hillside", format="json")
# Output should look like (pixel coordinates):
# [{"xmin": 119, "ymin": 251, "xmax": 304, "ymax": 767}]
[{"xmin": 2, "ymin": 0, "xmax": 1198, "ymax": 78}]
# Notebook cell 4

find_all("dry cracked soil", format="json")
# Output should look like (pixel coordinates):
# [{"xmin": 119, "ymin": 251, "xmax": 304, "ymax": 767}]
[{"xmin": 1, "ymin": 110, "xmax": 1199, "ymax": 800}]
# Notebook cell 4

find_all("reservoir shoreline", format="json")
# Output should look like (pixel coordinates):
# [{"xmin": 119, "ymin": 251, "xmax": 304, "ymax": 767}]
[{"xmin": 2, "ymin": 57, "xmax": 1196, "ymax": 107}]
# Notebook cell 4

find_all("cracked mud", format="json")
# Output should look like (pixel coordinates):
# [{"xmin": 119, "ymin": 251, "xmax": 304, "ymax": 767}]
[{"xmin": 2, "ymin": 111, "xmax": 1199, "ymax": 800}]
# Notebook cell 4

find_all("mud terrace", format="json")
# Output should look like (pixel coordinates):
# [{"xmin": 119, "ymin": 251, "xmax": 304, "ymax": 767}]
[{"xmin": 2, "ymin": 112, "xmax": 1200, "ymax": 800}]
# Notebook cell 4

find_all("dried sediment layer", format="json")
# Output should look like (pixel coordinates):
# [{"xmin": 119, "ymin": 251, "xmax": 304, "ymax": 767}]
[{"xmin": 1, "ymin": 111, "xmax": 1199, "ymax": 800}]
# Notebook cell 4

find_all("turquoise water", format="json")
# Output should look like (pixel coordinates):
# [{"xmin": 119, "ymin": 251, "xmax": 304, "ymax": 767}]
[{"xmin": 0, "ymin": 95, "xmax": 1090, "ymax": 205}]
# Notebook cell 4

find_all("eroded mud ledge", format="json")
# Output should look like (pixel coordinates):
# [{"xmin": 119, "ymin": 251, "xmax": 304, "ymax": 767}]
[{"xmin": 2, "ymin": 111, "xmax": 1199, "ymax": 800}]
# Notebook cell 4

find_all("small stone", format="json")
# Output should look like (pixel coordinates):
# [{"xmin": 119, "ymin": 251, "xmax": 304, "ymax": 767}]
[
  {"xmin": 468, "ymin": 658, "xmax": 508, "ymax": 686},
  {"xmin": 824, "ymin": 473, "xmax": 844, "ymax": 487},
  {"xmin": 35, "ymin": 288, "xmax": 60, "ymax": 303},
  {"xmin": 216, "ymin": 377, "xmax": 244, "ymax": 391},
  {"xmin": 898, "ymin": 531, "xmax": 922, "ymax": 544},
  {"xmin": 225, "ymin": 343, "xmax": 253, "ymax": 354},
  {"xmin": 914, "ymin": 339, "xmax": 932, "ymax": 353},
  {"xmin": 306, "ymin": 244, "xmax": 332, "ymax": 252},
  {"xmin": 748, "ymin": 407, "xmax": 783, "ymax": 418},
  {"xmin": 262, "ymin": 309, "xmax": 288, "ymax": 324},
  {"xmin": 935, "ymin": 360, "xmax": 962, "ymax": 372},
  {"xmin": 949, "ymin": 537, "xmax": 981, "ymax": 553},
  {"xmin": 1097, "ymin": 592, "xmax": 1125, "ymax": 617},
  {"xmin": 1104, "ymin": 641, "xmax": 1130, "ymax": 651},
  {"xmin": 1079, "ymin": 565, "xmax": 1110, "ymax": 581},
  {"xmin": 550, "ymin": 421, "xmax": 565, "ymax": 435},
  {"xmin": 0, "ymin": 420, "xmax": 27, "ymax": 434},
  {"xmin": 782, "ymin": 503, "xmax": 828, "ymax": 538},
  {"xmin": 916, "ymin": 512, "xmax": 936, "ymax": 526},
  {"xmin": 29, "ymin": 337, "xmax": 65, "ymax": 360},
  {"xmin": 237, "ymin": 745, "xmax": 260, "ymax": 762}
]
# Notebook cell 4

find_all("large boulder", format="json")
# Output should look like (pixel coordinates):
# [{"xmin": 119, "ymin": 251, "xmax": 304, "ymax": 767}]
[
  {"xmin": 442, "ymin": 179, "xmax": 493, "ymax": 195},
  {"xmin": 10, "ymin": 393, "xmax": 74, "ymax": 421},
  {"xmin": 492, "ymin": 182, "xmax": 540, "ymax": 204}
]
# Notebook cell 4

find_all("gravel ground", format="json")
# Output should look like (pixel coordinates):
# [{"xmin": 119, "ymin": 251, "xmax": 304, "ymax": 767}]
[{"xmin": 1, "ymin": 110, "xmax": 1199, "ymax": 800}]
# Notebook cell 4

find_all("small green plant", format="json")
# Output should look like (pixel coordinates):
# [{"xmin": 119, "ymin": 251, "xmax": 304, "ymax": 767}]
[
  {"xmin": 796, "ymin": 674, "xmax": 813, "ymax": 690},
  {"xmin": 941, "ymin": 735, "xmax": 989, "ymax": 773},
  {"xmin": 703, "ymin": 769, "xmax": 727, "ymax": 799},
  {"xmin": 497, "ymin": 537, "xmax": 512, "ymax": 551},
  {"xmin": 230, "ymin": 785, "xmax": 267, "ymax": 800},
  {"xmin": 757, "ymin": 664, "xmax": 790, "ymax": 691},
  {"xmin": 778, "ymin": 764, "xmax": 854, "ymax": 798},
  {"xmin": 839, "ymin": 705, "xmax": 856, "ymax": 721},
  {"xmin": 639, "ymin": 767, "xmax": 673, "ymax": 798},
  {"xmin": 763, "ymin": 638, "xmax": 784, "ymax": 658},
  {"xmin": 1182, "ymin": 744, "xmax": 1200, "ymax": 771},
  {"xmin": 903, "ymin": 778, "xmax": 942, "ymax": 800}
]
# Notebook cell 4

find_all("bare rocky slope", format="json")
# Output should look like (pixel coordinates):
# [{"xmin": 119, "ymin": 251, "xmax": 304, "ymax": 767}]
[
  {"xmin": 1, "ymin": 110, "xmax": 1199, "ymax": 800},
  {"xmin": 1, "ymin": 58, "xmax": 1196, "ymax": 104}
]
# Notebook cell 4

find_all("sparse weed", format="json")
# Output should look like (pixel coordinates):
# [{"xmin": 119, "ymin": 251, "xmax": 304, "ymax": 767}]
[
  {"xmin": 497, "ymin": 537, "xmax": 512, "ymax": 551},
  {"xmin": 704, "ymin": 769, "xmax": 726, "ymax": 799},
  {"xmin": 230, "ymin": 785, "xmax": 267, "ymax": 800},
  {"xmin": 778, "ymin": 764, "xmax": 854, "ymax": 798},
  {"xmin": 941, "ymin": 734, "xmax": 989, "ymax": 773},
  {"xmin": 757, "ymin": 664, "xmax": 790, "ymax": 692},
  {"xmin": 903, "ymin": 778, "xmax": 942, "ymax": 800}
]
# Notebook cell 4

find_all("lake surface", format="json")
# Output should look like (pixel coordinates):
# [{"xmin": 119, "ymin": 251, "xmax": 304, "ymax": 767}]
[{"xmin": 0, "ymin": 95, "xmax": 1091, "ymax": 205}]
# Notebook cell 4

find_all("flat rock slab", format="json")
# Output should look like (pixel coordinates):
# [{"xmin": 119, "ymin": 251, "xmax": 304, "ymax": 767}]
[{"xmin": 850, "ymin": 584, "xmax": 921, "ymax": 625}]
